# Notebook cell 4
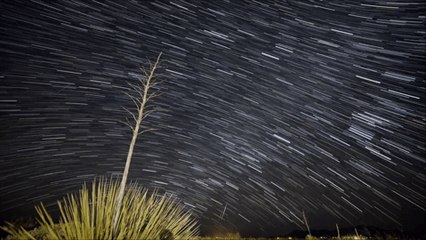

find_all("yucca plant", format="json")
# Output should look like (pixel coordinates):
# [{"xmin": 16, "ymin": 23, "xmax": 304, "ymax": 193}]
[
  {"xmin": 1, "ymin": 178, "xmax": 198, "ymax": 239},
  {"xmin": 1, "ymin": 53, "xmax": 200, "ymax": 239}
]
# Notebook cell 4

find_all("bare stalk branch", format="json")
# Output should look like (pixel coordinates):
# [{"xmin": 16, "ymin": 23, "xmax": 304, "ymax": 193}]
[
  {"xmin": 126, "ymin": 81, "xmax": 143, "ymax": 93},
  {"xmin": 151, "ymin": 80, "xmax": 164, "ymax": 87},
  {"xmin": 122, "ymin": 91, "xmax": 141, "ymax": 110},
  {"xmin": 140, "ymin": 67, "xmax": 149, "ymax": 77},
  {"xmin": 146, "ymin": 92, "xmax": 161, "ymax": 102},
  {"xmin": 138, "ymin": 128, "xmax": 158, "ymax": 135},
  {"xmin": 141, "ymin": 109, "xmax": 156, "ymax": 121},
  {"xmin": 121, "ymin": 106, "xmax": 137, "ymax": 123},
  {"xmin": 125, "ymin": 118, "xmax": 135, "ymax": 131},
  {"xmin": 117, "ymin": 120, "xmax": 134, "ymax": 131}
]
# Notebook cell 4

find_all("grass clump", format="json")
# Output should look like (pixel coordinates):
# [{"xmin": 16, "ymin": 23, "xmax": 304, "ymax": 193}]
[
  {"xmin": 305, "ymin": 234, "xmax": 320, "ymax": 240},
  {"xmin": 1, "ymin": 178, "xmax": 198, "ymax": 240}
]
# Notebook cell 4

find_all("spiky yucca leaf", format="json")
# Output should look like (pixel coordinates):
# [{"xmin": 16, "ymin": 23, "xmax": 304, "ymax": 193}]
[
  {"xmin": 0, "ymin": 222, "xmax": 36, "ymax": 240},
  {"xmin": 2, "ymin": 178, "xmax": 198, "ymax": 240}
]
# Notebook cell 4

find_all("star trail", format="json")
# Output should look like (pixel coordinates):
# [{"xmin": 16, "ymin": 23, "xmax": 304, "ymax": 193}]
[{"xmin": 1, "ymin": 0, "xmax": 425, "ymax": 236}]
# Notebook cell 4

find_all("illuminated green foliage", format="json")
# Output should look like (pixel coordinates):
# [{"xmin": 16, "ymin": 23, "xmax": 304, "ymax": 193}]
[{"xmin": 1, "ymin": 178, "xmax": 198, "ymax": 240}]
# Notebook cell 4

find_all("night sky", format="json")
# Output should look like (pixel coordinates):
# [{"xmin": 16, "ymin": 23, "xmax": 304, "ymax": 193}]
[{"xmin": 1, "ymin": 0, "xmax": 425, "ymax": 237}]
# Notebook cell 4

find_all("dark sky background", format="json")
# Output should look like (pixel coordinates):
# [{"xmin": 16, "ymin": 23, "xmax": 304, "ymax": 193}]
[{"xmin": 1, "ymin": 0, "xmax": 425, "ymax": 237}]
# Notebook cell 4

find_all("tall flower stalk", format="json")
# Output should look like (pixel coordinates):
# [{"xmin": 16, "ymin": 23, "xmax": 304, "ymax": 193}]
[{"xmin": 113, "ymin": 52, "xmax": 162, "ymax": 233}]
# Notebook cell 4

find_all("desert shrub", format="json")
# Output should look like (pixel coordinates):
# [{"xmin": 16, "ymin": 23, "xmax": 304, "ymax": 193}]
[
  {"xmin": 305, "ymin": 234, "xmax": 320, "ymax": 240},
  {"xmin": 1, "ymin": 178, "xmax": 198, "ymax": 240}
]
